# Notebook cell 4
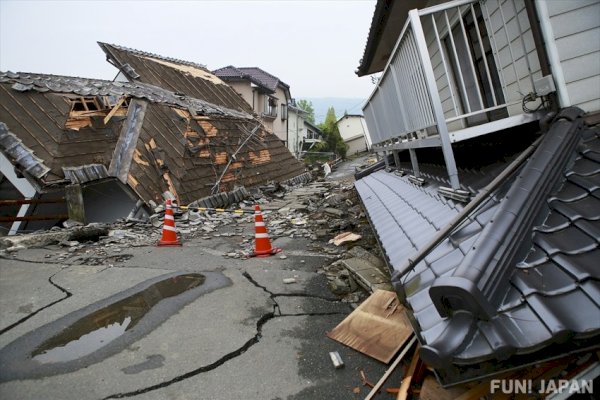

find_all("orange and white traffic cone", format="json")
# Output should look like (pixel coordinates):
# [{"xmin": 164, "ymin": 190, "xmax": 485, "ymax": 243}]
[
  {"xmin": 252, "ymin": 204, "xmax": 281, "ymax": 257},
  {"xmin": 157, "ymin": 199, "xmax": 182, "ymax": 247}
]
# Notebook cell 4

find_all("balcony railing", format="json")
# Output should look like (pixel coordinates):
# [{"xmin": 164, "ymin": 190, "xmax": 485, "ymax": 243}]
[{"xmin": 363, "ymin": 0, "xmax": 544, "ymax": 189}]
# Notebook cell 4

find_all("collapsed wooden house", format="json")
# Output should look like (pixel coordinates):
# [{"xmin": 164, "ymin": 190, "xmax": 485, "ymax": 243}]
[{"xmin": 0, "ymin": 47, "xmax": 307, "ymax": 234}]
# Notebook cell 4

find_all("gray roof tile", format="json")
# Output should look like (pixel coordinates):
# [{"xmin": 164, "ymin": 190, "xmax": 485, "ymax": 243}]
[
  {"xmin": 213, "ymin": 66, "xmax": 289, "ymax": 94},
  {"xmin": 0, "ymin": 72, "xmax": 252, "ymax": 120},
  {"xmin": 356, "ymin": 108, "xmax": 600, "ymax": 384}
]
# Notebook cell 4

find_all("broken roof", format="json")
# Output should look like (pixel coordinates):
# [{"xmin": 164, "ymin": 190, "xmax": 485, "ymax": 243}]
[
  {"xmin": 0, "ymin": 71, "xmax": 306, "ymax": 206},
  {"xmin": 0, "ymin": 71, "xmax": 251, "ymax": 119},
  {"xmin": 97, "ymin": 43, "xmax": 254, "ymax": 114},
  {"xmin": 355, "ymin": 108, "xmax": 600, "ymax": 384},
  {"xmin": 213, "ymin": 66, "xmax": 290, "ymax": 95}
]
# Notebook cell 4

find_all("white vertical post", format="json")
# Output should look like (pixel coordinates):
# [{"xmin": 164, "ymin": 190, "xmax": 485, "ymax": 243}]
[
  {"xmin": 390, "ymin": 66, "xmax": 409, "ymax": 133},
  {"xmin": 432, "ymin": 14, "xmax": 459, "ymax": 116},
  {"xmin": 393, "ymin": 150, "xmax": 401, "ymax": 170},
  {"xmin": 409, "ymin": 149, "xmax": 421, "ymax": 178},
  {"xmin": 409, "ymin": 10, "xmax": 460, "ymax": 189},
  {"xmin": 1, "ymin": 151, "xmax": 37, "ymax": 235}
]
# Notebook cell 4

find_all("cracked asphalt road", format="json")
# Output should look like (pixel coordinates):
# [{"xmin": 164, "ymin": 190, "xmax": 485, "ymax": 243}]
[{"xmin": 0, "ymin": 187, "xmax": 391, "ymax": 399}]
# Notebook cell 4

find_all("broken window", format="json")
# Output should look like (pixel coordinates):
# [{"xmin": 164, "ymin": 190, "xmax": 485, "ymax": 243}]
[
  {"xmin": 65, "ymin": 96, "xmax": 129, "ymax": 131},
  {"xmin": 280, "ymin": 104, "xmax": 287, "ymax": 121},
  {"xmin": 263, "ymin": 96, "xmax": 277, "ymax": 118},
  {"xmin": 70, "ymin": 97, "xmax": 102, "ymax": 113}
]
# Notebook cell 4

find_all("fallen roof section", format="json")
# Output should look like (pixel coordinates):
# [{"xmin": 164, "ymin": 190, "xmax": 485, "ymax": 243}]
[
  {"xmin": 0, "ymin": 71, "xmax": 307, "ymax": 232},
  {"xmin": 355, "ymin": 107, "xmax": 600, "ymax": 384},
  {"xmin": 98, "ymin": 42, "xmax": 254, "ymax": 115}
]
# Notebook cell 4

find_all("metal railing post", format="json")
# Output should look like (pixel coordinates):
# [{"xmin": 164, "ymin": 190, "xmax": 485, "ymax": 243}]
[
  {"xmin": 393, "ymin": 150, "xmax": 401, "ymax": 170},
  {"xmin": 409, "ymin": 9, "xmax": 460, "ymax": 189},
  {"xmin": 409, "ymin": 149, "xmax": 421, "ymax": 178}
]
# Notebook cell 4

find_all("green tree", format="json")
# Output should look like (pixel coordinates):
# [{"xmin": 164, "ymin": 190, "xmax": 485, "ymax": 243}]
[
  {"xmin": 316, "ymin": 107, "xmax": 348, "ymax": 159},
  {"xmin": 297, "ymin": 99, "xmax": 315, "ymax": 124}
]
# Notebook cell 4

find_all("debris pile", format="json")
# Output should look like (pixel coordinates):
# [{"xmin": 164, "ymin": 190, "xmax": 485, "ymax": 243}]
[{"xmin": 1, "ymin": 172, "xmax": 391, "ymax": 308}]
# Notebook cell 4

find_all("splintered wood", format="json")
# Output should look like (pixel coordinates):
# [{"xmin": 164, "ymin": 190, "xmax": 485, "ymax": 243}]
[{"xmin": 327, "ymin": 290, "xmax": 413, "ymax": 364}]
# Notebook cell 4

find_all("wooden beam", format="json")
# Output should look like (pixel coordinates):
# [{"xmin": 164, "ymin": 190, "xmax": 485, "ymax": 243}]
[
  {"xmin": 0, "ymin": 214, "xmax": 68, "ymax": 222},
  {"xmin": 103, "ymin": 97, "xmax": 126, "ymax": 125},
  {"xmin": 65, "ymin": 184, "xmax": 85, "ymax": 224},
  {"xmin": 0, "ymin": 198, "xmax": 65, "ymax": 206},
  {"xmin": 397, "ymin": 346, "xmax": 422, "ymax": 400},
  {"xmin": 365, "ymin": 336, "xmax": 417, "ymax": 400}
]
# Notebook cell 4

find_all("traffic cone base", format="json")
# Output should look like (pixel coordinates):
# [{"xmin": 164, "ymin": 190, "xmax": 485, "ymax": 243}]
[
  {"xmin": 157, "ymin": 199, "xmax": 182, "ymax": 247},
  {"xmin": 251, "ymin": 205, "xmax": 280, "ymax": 257},
  {"xmin": 253, "ymin": 246, "xmax": 282, "ymax": 258}
]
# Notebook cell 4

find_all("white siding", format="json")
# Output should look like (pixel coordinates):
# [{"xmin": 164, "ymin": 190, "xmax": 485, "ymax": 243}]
[
  {"xmin": 547, "ymin": 0, "xmax": 600, "ymax": 113},
  {"xmin": 337, "ymin": 116, "xmax": 369, "ymax": 155},
  {"xmin": 483, "ymin": 0, "xmax": 542, "ymax": 116},
  {"xmin": 422, "ymin": 0, "xmax": 542, "ymax": 126}
]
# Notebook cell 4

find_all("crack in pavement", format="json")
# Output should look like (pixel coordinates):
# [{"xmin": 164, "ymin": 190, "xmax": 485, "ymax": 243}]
[
  {"xmin": 0, "ymin": 272, "xmax": 73, "ymax": 336},
  {"xmin": 103, "ymin": 311, "xmax": 276, "ymax": 399},
  {"xmin": 0, "ymin": 260, "xmax": 167, "ymax": 336},
  {"xmin": 241, "ymin": 271, "xmax": 342, "ymax": 305},
  {"xmin": 102, "ymin": 271, "xmax": 346, "ymax": 399}
]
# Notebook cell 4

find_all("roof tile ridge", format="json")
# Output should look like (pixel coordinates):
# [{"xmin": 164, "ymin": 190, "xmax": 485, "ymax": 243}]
[{"xmin": 101, "ymin": 42, "xmax": 208, "ymax": 72}]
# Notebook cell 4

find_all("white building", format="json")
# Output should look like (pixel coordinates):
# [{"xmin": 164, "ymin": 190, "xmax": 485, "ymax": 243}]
[
  {"xmin": 357, "ymin": 0, "xmax": 600, "ymax": 190},
  {"xmin": 336, "ymin": 114, "xmax": 371, "ymax": 155}
]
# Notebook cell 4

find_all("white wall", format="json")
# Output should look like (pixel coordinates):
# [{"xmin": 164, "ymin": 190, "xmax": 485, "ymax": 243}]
[
  {"xmin": 287, "ymin": 107, "xmax": 306, "ymax": 157},
  {"xmin": 545, "ymin": 0, "xmax": 600, "ymax": 113},
  {"xmin": 337, "ymin": 115, "xmax": 368, "ymax": 154},
  {"xmin": 223, "ymin": 81, "xmax": 290, "ymax": 141}
]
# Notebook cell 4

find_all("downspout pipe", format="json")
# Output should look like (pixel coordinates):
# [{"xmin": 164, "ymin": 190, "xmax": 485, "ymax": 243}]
[
  {"xmin": 525, "ymin": 0, "xmax": 559, "ymax": 113},
  {"xmin": 533, "ymin": 0, "xmax": 571, "ymax": 108}
]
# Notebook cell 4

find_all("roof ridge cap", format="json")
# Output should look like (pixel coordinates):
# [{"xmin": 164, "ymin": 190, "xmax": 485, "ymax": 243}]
[{"xmin": 101, "ymin": 43, "xmax": 208, "ymax": 72}]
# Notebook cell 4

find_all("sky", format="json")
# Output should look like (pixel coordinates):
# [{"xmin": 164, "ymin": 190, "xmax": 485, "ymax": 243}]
[{"xmin": 0, "ymin": 0, "xmax": 377, "ymax": 103}]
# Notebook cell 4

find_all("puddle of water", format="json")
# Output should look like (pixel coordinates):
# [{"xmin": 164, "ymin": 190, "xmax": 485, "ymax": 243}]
[
  {"xmin": 0, "ymin": 271, "xmax": 230, "ymax": 382},
  {"xmin": 32, "ymin": 273, "xmax": 205, "ymax": 364}
]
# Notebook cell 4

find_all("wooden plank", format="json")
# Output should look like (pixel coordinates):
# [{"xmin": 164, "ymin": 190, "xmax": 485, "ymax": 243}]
[
  {"xmin": 397, "ymin": 346, "xmax": 421, "ymax": 400},
  {"xmin": 103, "ymin": 96, "xmax": 126, "ymax": 125},
  {"xmin": 0, "ymin": 198, "xmax": 64, "ymax": 206},
  {"xmin": 0, "ymin": 214, "xmax": 68, "ymax": 222},
  {"xmin": 364, "ymin": 336, "xmax": 417, "ymax": 400},
  {"xmin": 326, "ymin": 289, "xmax": 413, "ymax": 363}
]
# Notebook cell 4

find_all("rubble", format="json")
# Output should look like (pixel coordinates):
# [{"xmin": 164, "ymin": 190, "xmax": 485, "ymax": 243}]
[
  {"xmin": 0, "ymin": 224, "xmax": 109, "ymax": 253},
  {"xmin": 1, "ymin": 165, "xmax": 388, "ymax": 303},
  {"xmin": 328, "ymin": 232, "xmax": 362, "ymax": 246}
]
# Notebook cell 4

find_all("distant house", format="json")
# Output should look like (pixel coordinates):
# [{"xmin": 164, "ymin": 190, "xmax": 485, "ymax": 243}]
[
  {"xmin": 301, "ymin": 120, "xmax": 324, "ymax": 157},
  {"xmin": 287, "ymin": 102, "xmax": 307, "ymax": 158},
  {"xmin": 354, "ymin": 0, "xmax": 600, "ymax": 386},
  {"xmin": 213, "ymin": 66, "xmax": 291, "ymax": 145},
  {"xmin": 0, "ymin": 44, "xmax": 307, "ymax": 234},
  {"xmin": 336, "ymin": 114, "xmax": 370, "ymax": 155}
]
